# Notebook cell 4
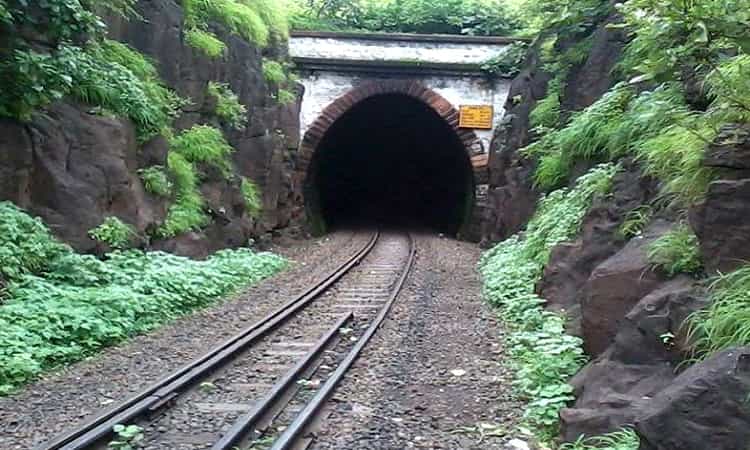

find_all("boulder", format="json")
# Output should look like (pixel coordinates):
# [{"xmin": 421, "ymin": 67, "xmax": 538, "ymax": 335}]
[
  {"xmin": 580, "ymin": 221, "xmax": 670, "ymax": 356},
  {"xmin": 637, "ymin": 347, "xmax": 750, "ymax": 450},
  {"xmin": 561, "ymin": 278, "xmax": 706, "ymax": 441},
  {"xmin": 538, "ymin": 163, "xmax": 657, "ymax": 335},
  {"xmin": 703, "ymin": 124, "xmax": 750, "ymax": 171},
  {"xmin": 691, "ymin": 179, "xmax": 750, "ymax": 274}
]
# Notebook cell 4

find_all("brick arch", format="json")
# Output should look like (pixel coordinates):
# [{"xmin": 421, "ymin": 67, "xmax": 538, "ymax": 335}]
[{"xmin": 296, "ymin": 79, "xmax": 482, "ymax": 177}]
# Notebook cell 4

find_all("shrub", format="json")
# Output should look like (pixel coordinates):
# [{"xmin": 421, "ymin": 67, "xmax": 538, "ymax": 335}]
[
  {"xmin": 0, "ymin": 202, "xmax": 69, "ymax": 283},
  {"xmin": 139, "ymin": 166, "xmax": 172, "ymax": 197},
  {"xmin": 262, "ymin": 59, "xmax": 287, "ymax": 85},
  {"xmin": 706, "ymin": 55, "xmax": 750, "ymax": 123},
  {"xmin": 207, "ymin": 81, "xmax": 247, "ymax": 130},
  {"xmin": 169, "ymin": 125, "xmax": 235, "ymax": 177},
  {"xmin": 480, "ymin": 164, "xmax": 618, "ymax": 442},
  {"xmin": 241, "ymin": 177, "xmax": 262, "ymax": 217},
  {"xmin": 276, "ymin": 88, "xmax": 297, "ymax": 105},
  {"xmin": 182, "ymin": 0, "xmax": 288, "ymax": 48},
  {"xmin": 0, "ymin": 204, "xmax": 286, "ymax": 394},
  {"xmin": 560, "ymin": 428, "xmax": 641, "ymax": 450},
  {"xmin": 88, "ymin": 217, "xmax": 135, "ymax": 249},
  {"xmin": 159, "ymin": 152, "xmax": 209, "ymax": 238},
  {"xmin": 647, "ymin": 224, "xmax": 702, "ymax": 277},
  {"xmin": 481, "ymin": 42, "xmax": 528, "ymax": 79},
  {"xmin": 688, "ymin": 265, "xmax": 750, "ymax": 358},
  {"xmin": 185, "ymin": 28, "xmax": 227, "ymax": 58}
]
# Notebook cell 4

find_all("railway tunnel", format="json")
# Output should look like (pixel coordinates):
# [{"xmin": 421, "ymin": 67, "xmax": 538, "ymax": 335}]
[{"xmin": 304, "ymin": 92, "xmax": 476, "ymax": 236}]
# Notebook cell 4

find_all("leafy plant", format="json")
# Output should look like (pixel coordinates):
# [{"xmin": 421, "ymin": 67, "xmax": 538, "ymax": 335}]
[
  {"xmin": 647, "ymin": 224, "xmax": 702, "ymax": 277},
  {"xmin": 183, "ymin": 0, "xmax": 289, "ymax": 48},
  {"xmin": 88, "ymin": 217, "xmax": 135, "ymax": 250},
  {"xmin": 0, "ymin": 204, "xmax": 286, "ymax": 394},
  {"xmin": 169, "ymin": 125, "xmax": 235, "ymax": 177},
  {"xmin": 262, "ymin": 59, "xmax": 287, "ymax": 85},
  {"xmin": 139, "ymin": 166, "xmax": 172, "ymax": 197},
  {"xmin": 481, "ymin": 42, "xmax": 528, "ymax": 78},
  {"xmin": 688, "ymin": 265, "xmax": 750, "ymax": 358},
  {"xmin": 529, "ymin": 76, "xmax": 563, "ymax": 131},
  {"xmin": 159, "ymin": 152, "xmax": 209, "ymax": 238},
  {"xmin": 241, "ymin": 177, "xmax": 262, "ymax": 217},
  {"xmin": 109, "ymin": 424, "xmax": 143, "ymax": 450},
  {"xmin": 276, "ymin": 88, "xmax": 297, "ymax": 105},
  {"xmin": 560, "ymin": 428, "xmax": 640, "ymax": 450},
  {"xmin": 207, "ymin": 81, "xmax": 247, "ymax": 130},
  {"xmin": 480, "ymin": 164, "xmax": 618, "ymax": 442},
  {"xmin": 186, "ymin": 28, "xmax": 227, "ymax": 58},
  {"xmin": 706, "ymin": 55, "xmax": 750, "ymax": 124}
]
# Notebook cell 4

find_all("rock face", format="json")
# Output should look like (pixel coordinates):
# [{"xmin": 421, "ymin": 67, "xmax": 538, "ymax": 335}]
[
  {"xmin": 0, "ymin": 103, "xmax": 162, "ymax": 252},
  {"xmin": 580, "ymin": 221, "xmax": 671, "ymax": 356},
  {"xmin": 561, "ymin": 278, "xmax": 707, "ymax": 440},
  {"xmin": 692, "ymin": 124, "xmax": 750, "ymax": 273},
  {"xmin": 637, "ymin": 347, "xmax": 750, "ymax": 450},
  {"xmin": 537, "ymin": 163, "xmax": 657, "ymax": 335},
  {"xmin": 0, "ymin": 0, "xmax": 302, "ymax": 256}
]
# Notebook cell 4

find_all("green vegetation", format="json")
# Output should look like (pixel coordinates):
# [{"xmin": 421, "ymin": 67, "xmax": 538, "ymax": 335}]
[
  {"xmin": 241, "ymin": 177, "xmax": 262, "ymax": 217},
  {"xmin": 109, "ymin": 424, "xmax": 144, "ymax": 450},
  {"xmin": 0, "ymin": 202, "xmax": 286, "ymax": 394},
  {"xmin": 88, "ymin": 217, "xmax": 136, "ymax": 250},
  {"xmin": 160, "ymin": 152, "xmax": 209, "ymax": 238},
  {"xmin": 289, "ymin": 0, "xmax": 522, "ymax": 36},
  {"xmin": 529, "ymin": 77, "xmax": 563, "ymax": 131},
  {"xmin": 277, "ymin": 88, "xmax": 297, "ymax": 105},
  {"xmin": 186, "ymin": 28, "xmax": 227, "ymax": 58},
  {"xmin": 263, "ymin": 59, "xmax": 287, "ymax": 85},
  {"xmin": 481, "ymin": 42, "xmax": 528, "ymax": 79},
  {"xmin": 480, "ymin": 164, "xmax": 617, "ymax": 442},
  {"xmin": 617, "ymin": 205, "xmax": 653, "ymax": 240},
  {"xmin": 139, "ymin": 166, "xmax": 172, "ymax": 197},
  {"xmin": 688, "ymin": 265, "xmax": 750, "ymax": 359},
  {"xmin": 170, "ymin": 125, "xmax": 235, "ymax": 177},
  {"xmin": 183, "ymin": 0, "xmax": 289, "ymax": 49},
  {"xmin": 208, "ymin": 81, "xmax": 248, "ymax": 130},
  {"xmin": 560, "ymin": 429, "xmax": 640, "ymax": 450},
  {"xmin": 647, "ymin": 224, "xmax": 702, "ymax": 277}
]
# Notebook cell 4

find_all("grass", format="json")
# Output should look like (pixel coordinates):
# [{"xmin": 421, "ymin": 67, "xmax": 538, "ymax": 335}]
[
  {"xmin": 480, "ymin": 163, "xmax": 618, "ymax": 443},
  {"xmin": 647, "ymin": 224, "xmax": 702, "ymax": 277},
  {"xmin": 525, "ymin": 82, "xmax": 717, "ymax": 206},
  {"xmin": 159, "ymin": 152, "xmax": 209, "ymax": 238},
  {"xmin": 207, "ymin": 81, "xmax": 247, "ymax": 130},
  {"xmin": 706, "ymin": 55, "xmax": 750, "ymax": 124},
  {"xmin": 182, "ymin": 0, "xmax": 289, "ymax": 48},
  {"xmin": 241, "ymin": 177, "xmax": 262, "ymax": 217},
  {"xmin": 529, "ymin": 76, "xmax": 563, "ymax": 130},
  {"xmin": 688, "ymin": 265, "xmax": 750, "ymax": 359},
  {"xmin": 560, "ymin": 428, "xmax": 640, "ymax": 450},
  {"xmin": 0, "ymin": 202, "xmax": 286, "ymax": 394},
  {"xmin": 186, "ymin": 28, "xmax": 227, "ymax": 58},
  {"xmin": 617, "ymin": 205, "xmax": 653, "ymax": 240}
]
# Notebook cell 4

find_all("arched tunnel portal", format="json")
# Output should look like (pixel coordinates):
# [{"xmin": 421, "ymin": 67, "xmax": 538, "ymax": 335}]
[{"xmin": 299, "ymin": 81, "xmax": 479, "ymax": 236}]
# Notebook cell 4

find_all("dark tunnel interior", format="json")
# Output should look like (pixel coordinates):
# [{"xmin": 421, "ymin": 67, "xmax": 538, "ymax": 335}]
[{"xmin": 306, "ymin": 93, "xmax": 475, "ymax": 235}]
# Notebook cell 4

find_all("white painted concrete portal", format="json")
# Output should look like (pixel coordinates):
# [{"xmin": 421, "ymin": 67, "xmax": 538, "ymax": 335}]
[{"xmin": 290, "ymin": 31, "xmax": 519, "ymax": 159}]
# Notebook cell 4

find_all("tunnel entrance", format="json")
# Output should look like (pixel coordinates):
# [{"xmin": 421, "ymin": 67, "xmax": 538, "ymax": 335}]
[{"xmin": 305, "ymin": 93, "xmax": 475, "ymax": 235}]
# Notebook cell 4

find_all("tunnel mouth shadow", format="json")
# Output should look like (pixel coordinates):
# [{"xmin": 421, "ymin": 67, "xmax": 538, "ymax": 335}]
[{"xmin": 304, "ymin": 93, "xmax": 475, "ymax": 236}]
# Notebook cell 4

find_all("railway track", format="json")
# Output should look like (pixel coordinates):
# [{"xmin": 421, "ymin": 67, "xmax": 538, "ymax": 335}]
[{"xmin": 38, "ymin": 231, "xmax": 415, "ymax": 450}]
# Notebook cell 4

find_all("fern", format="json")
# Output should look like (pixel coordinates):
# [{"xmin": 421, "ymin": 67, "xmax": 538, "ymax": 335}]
[
  {"xmin": 207, "ymin": 81, "xmax": 247, "ymax": 130},
  {"xmin": 169, "ymin": 125, "xmax": 235, "ymax": 177},
  {"xmin": 241, "ymin": 177, "xmax": 262, "ymax": 217}
]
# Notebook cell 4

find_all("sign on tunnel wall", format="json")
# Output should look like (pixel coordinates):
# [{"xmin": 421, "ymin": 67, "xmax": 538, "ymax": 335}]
[{"xmin": 459, "ymin": 105, "xmax": 494, "ymax": 130}]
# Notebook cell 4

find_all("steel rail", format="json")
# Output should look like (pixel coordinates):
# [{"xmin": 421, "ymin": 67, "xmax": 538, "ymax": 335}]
[
  {"xmin": 37, "ymin": 232, "xmax": 380, "ymax": 450},
  {"xmin": 269, "ymin": 233, "xmax": 416, "ymax": 450},
  {"xmin": 212, "ymin": 312, "xmax": 353, "ymax": 449}
]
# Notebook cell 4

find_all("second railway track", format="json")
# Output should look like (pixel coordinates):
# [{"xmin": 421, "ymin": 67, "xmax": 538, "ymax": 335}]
[{"xmin": 38, "ymin": 230, "xmax": 415, "ymax": 450}]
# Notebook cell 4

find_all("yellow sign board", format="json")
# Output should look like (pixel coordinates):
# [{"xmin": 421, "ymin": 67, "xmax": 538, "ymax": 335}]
[{"xmin": 459, "ymin": 105, "xmax": 493, "ymax": 130}]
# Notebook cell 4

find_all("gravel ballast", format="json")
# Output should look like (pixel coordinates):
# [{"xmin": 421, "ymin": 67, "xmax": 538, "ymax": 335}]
[{"xmin": 310, "ymin": 232, "xmax": 522, "ymax": 449}]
